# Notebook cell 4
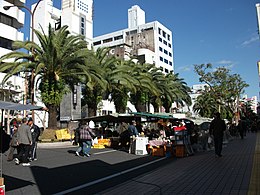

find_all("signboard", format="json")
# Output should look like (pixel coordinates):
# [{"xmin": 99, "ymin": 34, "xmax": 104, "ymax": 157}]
[{"xmin": 60, "ymin": 116, "xmax": 71, "ymax": 121}]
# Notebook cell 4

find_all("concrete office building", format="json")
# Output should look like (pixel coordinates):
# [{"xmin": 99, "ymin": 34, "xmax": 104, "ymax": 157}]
[
  {"xmin": 93, "ymin": 5, "xmax": 174, "ymax": 74},
  {"xmin": 93, "ymin": 5, "xmax": 174, "ymax": 115},
  {"xmin": 32, "ymin": 0, "xmax": 93, "ymax": 47}
]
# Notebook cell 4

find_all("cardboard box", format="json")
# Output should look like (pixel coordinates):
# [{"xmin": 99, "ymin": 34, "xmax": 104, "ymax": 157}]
[
  {"xmin": 0, "ymin": 178, "xmax": 4, "ymax": 186},
  {"xmin": 175, "ymin": 145, "xmax": 186, "ymax": 157},
  {"xmin": 152, "ymin": 146, "xmax": 165, "ymax": 157}
]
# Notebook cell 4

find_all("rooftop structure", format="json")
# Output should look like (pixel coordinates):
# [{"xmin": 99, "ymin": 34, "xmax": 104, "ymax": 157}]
[{"xmin": 93, "ymin": 5, "xmax": 174, "ymax": 74}]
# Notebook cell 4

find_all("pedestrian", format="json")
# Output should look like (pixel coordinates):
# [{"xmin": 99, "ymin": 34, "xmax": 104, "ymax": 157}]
[
  {"xmin": 15, "ymin": 118, "xmax": 32, "ymax": 166},
  {"xmin": 75, "ymin": 122, "xmax": 83, "ymax": 156},
  {"xmin": 79, "ymin": 121, "xmax": 96, "ymax": 157},
  {"xmin": 209, "ymin": 112, "xmax": 226, "ymax": 158},
  {"xmin": 28, "ymin": 117, "xmax": 40, "ymax": 161},
  {"xmin": 128, "ymin": 120, "xmax": 139, "ymax": 137},
  {"xmin": 128, "ymin": 120, "xmax": 139, "ymax": 154},
  {"xmin": 7, "ymin": 124, "xmax": 19, "ymax": 161}
]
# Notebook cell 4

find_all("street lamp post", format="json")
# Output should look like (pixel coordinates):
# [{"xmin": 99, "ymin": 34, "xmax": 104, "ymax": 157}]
[{"xmin": 4, "ymin": 0, "xmax": 42, "ymax": 120}]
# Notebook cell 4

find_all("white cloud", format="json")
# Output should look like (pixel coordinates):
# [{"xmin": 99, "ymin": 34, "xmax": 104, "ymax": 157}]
[
  {"xmin": 216, "ymin": 60, "xmax": 233, "ymax": 65},
  {"xmin": 177, "ymin": 65, "xmax": 192, "ymax": 72},
  {"xmin": 241, "ymin": 35, "xmax": 259, "ymax": 46},
  {"xmin": 215, "ymin": 60, "xmax": 236, "ymax": 69}
]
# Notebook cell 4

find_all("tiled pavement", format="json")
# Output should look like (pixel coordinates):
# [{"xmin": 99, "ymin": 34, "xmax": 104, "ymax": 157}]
[{"xmin": 97, "ymin": 132, "xmax": 260, "ymax": 195}]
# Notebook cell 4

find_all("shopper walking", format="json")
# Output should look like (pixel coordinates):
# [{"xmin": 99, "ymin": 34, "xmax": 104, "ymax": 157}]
[
  {"xmin": 28, "ymin": 118, "xmax": 40, "ymax": 161},
  {"xmin": 15, "ymin": 118, "xmax": 32, "ymax": 166},
  {"xmin": 79, "ymin": 121, "xmax": 96, "ymax": 157},
  {"xmin": 209, "ymin": 112, "xmax": 226, "ymax": 157},
  {"xmin": 75, "ymin": 123, "xmax": 83, "ymax": 156},
  {"xmin": 7, "ymin": 124, "xmax": 19, "ymax": 161}
]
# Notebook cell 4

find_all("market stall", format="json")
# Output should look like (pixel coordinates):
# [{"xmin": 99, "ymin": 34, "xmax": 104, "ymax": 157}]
[{"xmin": 0, "ymin": 101, "xmax": 43, "ymax": 194}]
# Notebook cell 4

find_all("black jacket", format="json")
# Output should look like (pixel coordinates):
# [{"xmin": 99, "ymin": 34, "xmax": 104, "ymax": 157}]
[
  {"xmin": 30, "ymin": 124, "xmax": 40, "ymax": 142},
  {"xmin": 210, "ymin": 118, "xmax": 226, "ymax": 138}
]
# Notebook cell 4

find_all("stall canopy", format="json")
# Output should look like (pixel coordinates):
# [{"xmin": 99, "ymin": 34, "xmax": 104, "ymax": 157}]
[
  {"xmin": 78, "ymin": 114, "xmax": 139, "ymax": 123},
  {"xmin": 0, "ymin": 100, "xmax": 43, "ymax": 111},
  {"xmin": 131, "ymin": 112, "xmax": 174, "ymax": 120}
]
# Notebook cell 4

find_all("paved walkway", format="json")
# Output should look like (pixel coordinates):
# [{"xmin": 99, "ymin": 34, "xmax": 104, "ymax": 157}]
[
  {"xmin": 96, "ymin": 132, "xmax": 260, "ymax": 195},
  {"xmin": 2, "ymin": 132, "xmax": 259, "ymax": 194}
]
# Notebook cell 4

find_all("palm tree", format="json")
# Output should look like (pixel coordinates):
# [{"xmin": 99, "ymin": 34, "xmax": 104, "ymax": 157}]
[
  {"xmin": 160, "ymin": 73, "xmax": 191, "ymax": 113},
  {"xmin": 129, "ymin": 63, "xmax": 160, "ymax": 112},
  {"xmin": 0, "ymin": 25, "xmax": 98, "ymax": 128},
  {"xmin": 85, "ymin": 47, "xmax": 138, "ymax": 114}
]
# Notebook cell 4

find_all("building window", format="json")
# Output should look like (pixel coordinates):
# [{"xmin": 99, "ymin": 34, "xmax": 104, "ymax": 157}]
[
  {"xmin": 164, "ymin": 49, "xmax": 168, "ymax": 55},
  {"xmin": 165, "ymin": 68, "xmax": 169, "ymax": 73},
  {"xmin": 78, "ymin": 0, "xmax": 88, "ymax": 13},
  {"xmin": 167, "ymin": 34, "xmax": 170, "ymax": 41},
  {"xmin": 0, "ymin": 37, "xmax": 13, "ymax": 50},
  {"xmin": 169, "ymin": 61, "xmax": 173, "ymax": 66},
  {"xmin": 93, "ymin": 41, "xmax": 101, "ymax": 46},
  {"xmin": 159, "ymin": 47, "xmax": 163, "ymax": 52},
  {"xmin": 158, "ymin": 27, "xmax": 161, "ymax": 34},
  {"xmin": 168, "ymin": 43, "xmax": 172, "ymax": 48},
  {"xmin": 163, "ymin": 31, "xmax": 166, "ymax": 38},
  {"xmin": 163, "ymin": 40, "xmax": 167, "ymax": 45},
  {"xmin": 80, "ymin": 16, "xmax": 85, "ymax": 35},
  {"xmin": 160, "ymin": 56, "xmax": 163, "ymax": 61},
  {"xmin": 103, "ymin": 38, "xmax": 113, "ymax": 43},
  {"xmin": 114, "ymin": 35, "xmax": 123, "ymax": 40},
  {"xmin": 159, "ymin": 37, "xmax": 162, "ymax": 42},
  {"xmin": 164, "ymin": 59, "xmax": 168, "ymax": 64},
  {"xmin": 144, "ymin": 27, "xmax": 153, "ymax": 31},
  {"xmin": 169, "ymin": 52, "xmax": 172, "ymax": 57},
  {"xmin": 129, "ymin": 30, "xmax": 137, "ymax": 35},
  {"xmin": 0, "ymin": 13, "xmax": 13, "ymax": 26}
]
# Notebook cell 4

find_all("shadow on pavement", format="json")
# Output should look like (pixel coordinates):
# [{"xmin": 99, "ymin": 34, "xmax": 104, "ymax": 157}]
[
  {"xmin": 3, "ymin": 174, "xmax": 35, "ymax": 191},
  {"xmin": 27, "ymin": 155, "xmax": 171, "ymax": 194}
]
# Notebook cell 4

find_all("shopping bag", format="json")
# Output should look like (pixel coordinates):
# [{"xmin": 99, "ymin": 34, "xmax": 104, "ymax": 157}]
[{"xmin": 92, "ymin": 137, "xmax": 98, "ymax": 145}]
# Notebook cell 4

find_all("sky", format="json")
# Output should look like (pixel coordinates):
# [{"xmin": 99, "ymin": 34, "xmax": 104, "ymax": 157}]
[{"xmin": 25, "ymin": 0, "xmax": 260, "ymax": 98}]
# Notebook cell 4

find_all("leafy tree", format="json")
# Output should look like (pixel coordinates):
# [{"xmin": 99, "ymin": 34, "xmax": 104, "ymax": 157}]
[
  {"xmin": 161, "ymin": 73, "xmax": 191, "ymax": 113},
  {"xmin": 194, "ymin": 63, "xmax": 248, "ymax": 121}
]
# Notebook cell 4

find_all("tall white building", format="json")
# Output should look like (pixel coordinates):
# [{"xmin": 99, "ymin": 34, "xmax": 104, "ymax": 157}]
[
  {"xmin": 32, "ymin": 0, "xmax": 61, "ymax": 44},
  {"xmin": 93, "ymin": 5, "xmax": 174, "ymax": 74},
  {"xmin": 0, "ymin": 0, "xmax": 25, "ymax": 56},
  {"xmin": 0, "ymin": 0, "xmax": 27, "ymax": 129},
  {"xmin": 62, "ymin": 0, "xmax": 93, "ymax": 48},
  {"xmin": 32, "ymin": 0, "xmax": 93, "ymax": 48},
  {"xmin": 128, "ymin": 5, "xmax": 145, "ymax": 29}
]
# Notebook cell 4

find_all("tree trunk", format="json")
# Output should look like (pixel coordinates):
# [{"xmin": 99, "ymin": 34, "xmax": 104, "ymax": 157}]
[
  {"xmin": 135, "ymin": 102, "xmax": 146, "ymax": 112},
  {"xmin": 48, "ymin": 105, "xmax": 58, "ymax": 129},
  {"xmin": 165, "ymin": 107, "xmax": 170, "ymax": 113},
  {"xmin": 151, "ymin": 103, "xmax": 160, "ymax": 112},
  {"xmin": 88, "ymin": 107, "xmax": 96, "ymax": 117}
]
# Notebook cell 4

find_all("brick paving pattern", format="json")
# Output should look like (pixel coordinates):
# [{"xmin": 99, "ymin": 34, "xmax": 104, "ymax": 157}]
[{"xmin": 98, "ymin": 132, "xmax": 259, "ymax": 195}]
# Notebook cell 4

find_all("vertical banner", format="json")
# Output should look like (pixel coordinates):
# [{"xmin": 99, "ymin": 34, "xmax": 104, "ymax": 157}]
[
  {"xmin": 256, "ymin": 4, "xmax": 260, "ymax": 36},
  {"xmin": 257, "ymin": 61, "xmax": 260, "ymax": 76}
]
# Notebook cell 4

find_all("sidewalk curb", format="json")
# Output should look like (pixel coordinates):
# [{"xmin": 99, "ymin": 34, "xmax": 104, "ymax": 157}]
[{"xmin": 38, "ymin": 141, "xmax": 77, "ymax": 149}]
